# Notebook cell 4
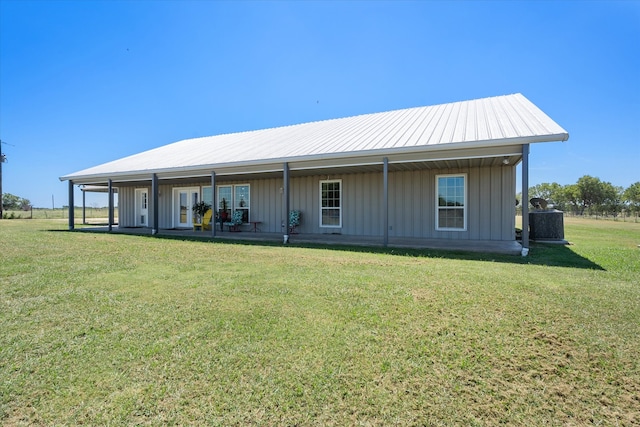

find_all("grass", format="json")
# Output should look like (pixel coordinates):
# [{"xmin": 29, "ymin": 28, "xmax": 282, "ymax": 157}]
[
  {"xmin": 2, "ymin": 207, "xmax": 117, "ymax": 221},
  {"xmin": 1, "ymin": 217, "xmax": 639, "ymax": 426}
]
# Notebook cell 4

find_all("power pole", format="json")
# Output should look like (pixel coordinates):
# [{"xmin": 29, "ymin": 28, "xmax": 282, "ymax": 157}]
[{"xmin": 0, "ymin": 140, "xmax": 6, "ymax": 219}]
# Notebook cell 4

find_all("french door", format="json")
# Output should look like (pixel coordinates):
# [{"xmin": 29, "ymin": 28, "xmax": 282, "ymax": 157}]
[{"xmin": 173, "ymin": 187, "xmax": 199, "ymax": 228}]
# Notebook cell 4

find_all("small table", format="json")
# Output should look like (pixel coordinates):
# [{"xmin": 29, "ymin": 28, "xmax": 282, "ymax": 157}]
[{"xmin": 248, "ymin": 221, "xmax": 262, "ymax": 232}]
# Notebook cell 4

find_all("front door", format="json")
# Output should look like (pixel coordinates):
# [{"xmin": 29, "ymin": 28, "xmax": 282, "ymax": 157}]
[
  {"xmin": 135, "ymin": 189, "xmax": 149, "ymax": 227},
  {"xmin": 173, "ymin": 187, "xmax": 199, "ymax": 228}
]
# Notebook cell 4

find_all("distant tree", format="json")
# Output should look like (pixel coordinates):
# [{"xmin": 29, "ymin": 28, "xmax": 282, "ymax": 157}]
[
  {"xmin": 19, "ymin": 197, "xmax": 32, "ymax": 211},
  {"xmin": 600, "ymin": 182, "xmax": 623, "ymax": 217},
  {"xmin": 1, "ymin": 193, "xmax": 32, "ymax": 211},
  {"xmin": 624, "ymin": 182, "xmax": 640, "ymax": 217},
  {"xmin": 563, "ymin": 184, "xmax": 581, "ymax": 215},
  {"xmin": 1, "ymin": 193, "xmax": 21, "ymax": 210},
  {"xmin": 526, "ymin": 178, "xmax": 638, "ymax": 218},
  {"xmin": 575, "ymin": 175, "xmax": 607, "ymax": 215},
  {"xmin": 528, "ymin": 182, "xmax": 568, "ymax": 210}
]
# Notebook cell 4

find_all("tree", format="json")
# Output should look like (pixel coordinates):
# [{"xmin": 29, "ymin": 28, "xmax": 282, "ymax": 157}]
[
  {"xmin": 1, "ymin": 193, "xmax": 20, "ymax": 210},
  {"xmin": 1, "ymin": 193, "xmax": 31, "ymax": 211},
  {"xmin": 528, "ymin": 182, "xmax": 568, "ymax": 210},
  {"xmin": 624, "ymin": 182, "xmax": 640, "ymax": 217},
  {"xmin": 575, "ymin": 175, "xmax": 606, "ymax": 215},
  {"xmin": 563, "ymin": 184, "xmax": 581, "ymax": 215},
  {"xmin": 600, "ymin": 182, "xmax": 623, "ymax": 217}
]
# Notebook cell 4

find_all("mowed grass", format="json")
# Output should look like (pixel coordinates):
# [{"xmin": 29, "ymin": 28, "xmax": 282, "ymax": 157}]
[{"xmin": 1, "ymin": 218, "xmax": 638, "ymax": 426}]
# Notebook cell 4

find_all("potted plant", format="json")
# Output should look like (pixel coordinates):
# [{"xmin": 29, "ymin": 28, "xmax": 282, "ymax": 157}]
[
  {"xmin": 289, "ymin": 210, "xmax": 301, "ymax": 234},
  {"xmin": 229, "ymin": 210, "xmax": 244, "ymax": 231},
  {"xmin": 192, "ymin": 201, "xmax": 211, "ymax": 223}
]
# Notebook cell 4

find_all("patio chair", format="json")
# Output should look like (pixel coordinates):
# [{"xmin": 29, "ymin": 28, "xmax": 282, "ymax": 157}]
[
  {"xmin": 193, "ymin": 209, "xmax": 213, "ymax": 231},
  {"xmin": 225, "ymin": 210, "xmax": 244, "ymax": 232}
]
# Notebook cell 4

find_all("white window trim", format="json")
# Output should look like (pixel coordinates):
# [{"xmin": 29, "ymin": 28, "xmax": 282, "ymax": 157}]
[
  {"xmin": 435, "ymin": 173, "xmax": 467, "ymax": 232},
  {"xmin": 214, "ymin": 184, "xmax": 250, "ymax": 222},
  {"xmin": 319, "ymin": 179, "xmax": 342, "ymax": 228},
  {"xmin": 234, "ymin": 184, "xmax": 251, "ymax": 222}
]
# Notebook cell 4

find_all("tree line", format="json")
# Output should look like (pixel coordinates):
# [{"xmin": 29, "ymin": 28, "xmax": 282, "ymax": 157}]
[{"xmin": 526, "ymin": 176, "xmax": 640, "ymax": 218}]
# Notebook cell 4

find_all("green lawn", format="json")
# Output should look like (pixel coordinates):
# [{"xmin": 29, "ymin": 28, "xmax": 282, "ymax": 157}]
[
  {"xmin": 1, "ymin": 218, "xmax": 639, "ymax": 426},
  {"xmin": 2, "ymin": 207, "xmax": 117, "ymax": 221}
]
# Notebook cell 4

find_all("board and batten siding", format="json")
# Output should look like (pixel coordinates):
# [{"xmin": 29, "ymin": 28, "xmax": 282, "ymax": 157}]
[
  {"xmin": 117, "ymin": 184, "xmax": 168, "ymax": 229},
  {"xmin": 118, "ymin": 165, "xmax": 515, "ymax": 241},
  {"xmin": 287, "ymin": 166, "xmax": 514, "ymax": 240}
]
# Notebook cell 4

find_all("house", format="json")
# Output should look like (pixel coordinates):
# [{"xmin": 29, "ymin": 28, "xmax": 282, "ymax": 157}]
[{"xmin": 60, "ymin": 94, "xmax": 568, "ymax": 255}]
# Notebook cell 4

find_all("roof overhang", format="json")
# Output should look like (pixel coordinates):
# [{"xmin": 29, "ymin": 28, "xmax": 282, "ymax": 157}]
[{"xmin": 62, "ymin": 140, "xmax": 544, "ymax": 186}]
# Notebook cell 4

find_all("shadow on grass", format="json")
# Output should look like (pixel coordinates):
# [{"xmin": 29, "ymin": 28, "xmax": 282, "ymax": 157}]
[
  {"xmin": 288, "ymin": 240, "xmax": 604, "ymax": 270},
  {"xmin": 54, "ymin": 228, "xmax": 604, "ymax": 271}
]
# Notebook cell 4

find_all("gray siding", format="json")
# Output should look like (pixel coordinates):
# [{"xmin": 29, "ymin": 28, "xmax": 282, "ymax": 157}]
[
  {"xmin": 117, "ymin": 186, "xmax": 134, "ymax": 227},
  {"xmin": 126, "ymin": 165, "xmax": 516, "ymax": 241}
]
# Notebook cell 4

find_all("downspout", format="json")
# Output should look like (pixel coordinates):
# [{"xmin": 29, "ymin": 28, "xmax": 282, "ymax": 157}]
[
  {"xmin": 68, "ymin": 180, "xmax": 74, "ymax": 230},
  {"xmin": 283, "ymin": 162, "xmax": 290, "ymax": 244},
  {"xmin": 151, "ymin": 174, "xmax": 159, "ymax": 235},
  {"xmin": 521, "ymin": 144, "xmax": 530, "ymax": 256}
]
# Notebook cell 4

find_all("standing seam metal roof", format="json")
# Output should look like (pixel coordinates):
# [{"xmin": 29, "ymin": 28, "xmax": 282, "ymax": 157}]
[{"xmin": 61, "ymin": 93, "xmax": 568, "ymax": 181}]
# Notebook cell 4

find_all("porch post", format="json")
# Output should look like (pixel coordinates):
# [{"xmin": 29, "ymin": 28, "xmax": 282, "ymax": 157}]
[
  {"xmin": 151, "ymin": 173, "xmax": 159, "ymax": 235},
  {"xmin": 68, "ymin": 180, "xmax": 74, "ymax": 230},
  {"xmin": 211, "ymin": 171, "xmax": 216, "ymax": 238},
  {"xmin": 82, "ymin": 186, "xmax": 86, "ymax": 225},
  {"xmin": 383, "ymin": 157, "xmax": 389, "ymax": 247},
  {"xmin": 108, "ymin": 179, "xmax": 113, "ymax": 232},
  {"xmin": 283, "ymin": 162, "xmax": 290, "ymax": 244},
  {"xmin": 521, "ymin": 144, "xmax": 530, "ymax": 255}
]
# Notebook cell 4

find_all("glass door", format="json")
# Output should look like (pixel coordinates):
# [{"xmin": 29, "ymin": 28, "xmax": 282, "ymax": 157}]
[
  {"xmin": 135, "ymin": 188, "xmax": 148, "ymax": 227},
  {"xmin": 173, "ymin": 187, "xmax": 199, "ymax": 228}
]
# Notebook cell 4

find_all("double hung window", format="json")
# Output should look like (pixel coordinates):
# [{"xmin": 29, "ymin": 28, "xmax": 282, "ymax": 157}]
[
  {"xmin": 234, "ymin": 185, "xmax": 250, "ymax": 222},
  {"xmin": 320, "ymin": 180, "xmax": 341, "ymax": 228},
  {"xmin": 436, "ymin": 174, "xmax": 467, "ymax": 231}
]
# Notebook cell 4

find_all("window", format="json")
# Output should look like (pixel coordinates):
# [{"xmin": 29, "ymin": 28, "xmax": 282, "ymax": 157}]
[
  {"xmin": 202, "ymin": 186, "xmax": 213, "ymax": 207},
  {"xmin": 234, "ymin": 185, "xmax": 250, "ymax": 222},
  {"xmin": 209, "ymin": 184, "xmax": 250, "ymax": 222},
  {"xmin": 320, "ymin": 180, "xmax": 341, "ymax": 228},
  {"xmin": 436, "ymin": 174, "xmax": 466, "ymax": 231}
]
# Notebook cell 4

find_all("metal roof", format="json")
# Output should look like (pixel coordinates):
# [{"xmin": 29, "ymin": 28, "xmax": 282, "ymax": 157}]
[{"xmin": 61, "ymin": 93, "xmax": 568, "ymax": 183}]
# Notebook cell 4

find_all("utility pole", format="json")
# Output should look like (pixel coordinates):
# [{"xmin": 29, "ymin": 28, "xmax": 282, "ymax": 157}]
[{"xmin": 0, "ymin": 140, "xmax": 7, "ymax": 219}]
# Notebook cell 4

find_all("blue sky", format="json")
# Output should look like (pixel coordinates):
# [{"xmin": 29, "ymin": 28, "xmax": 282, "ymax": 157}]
[{"xmin": 1, "ymin": 0, "xmax": 638, "ymax": 208}]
